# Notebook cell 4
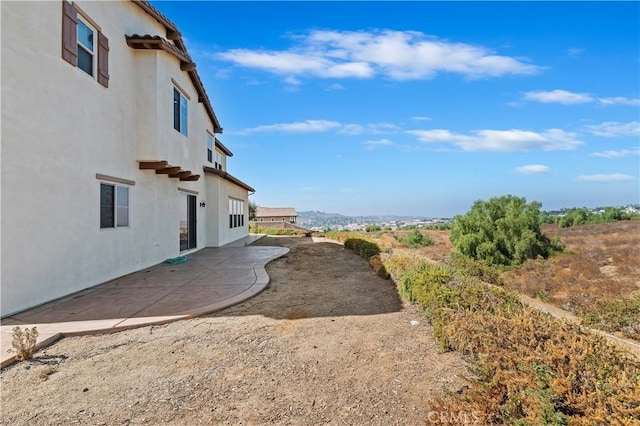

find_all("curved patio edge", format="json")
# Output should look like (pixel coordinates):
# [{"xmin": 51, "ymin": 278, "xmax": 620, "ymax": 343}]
[{"xmin": 1, "ymin": 246, "xmax": 289, "ymax": 369}]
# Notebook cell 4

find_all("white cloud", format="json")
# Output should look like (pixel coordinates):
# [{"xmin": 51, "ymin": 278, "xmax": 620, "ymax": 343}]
[
  {"xmin": 598, "ymin": 97, "xmax": 640, "ymax": 106},
  {"xmin": 522, "ymin": 90, "xmax": 639, "ymax": 107},
  {"xmin": 514, "ymin": 165, "xmax": 550, "ymax": 175},
  {"xmin": 233, "ymin": 120, "xmax": 402, "ymax": 136},
  {"xmin": 367, "ymin": 122, "xmax": 402, "ymax": 133},
  {"xmin": 234, "ymin": 119, "xmax": 341, "ymax": 135},
  {"xmin": 364, "ymin": 138, "xmax": 394, "ymax": 150},
  {"xmin": 284, "ymin": 76, "xmax": 302, "ymax": 86},
  {"xmin": 339, "ymin": 122, "xmax": 402, "ymax": 135},
  {"xmin": 338, "ymin": 124, "xmax": 366, "ymax": 135},
  {"xmin": 567, "ymin": 48, "xmax": 585, "ymax": 58},
  {"xmin": 523, "ymin": 89, "xmax": 593, "ymax": 105},
  {"xmin": 411, "ymin": 116, "xmax": 432, "ymax": 121},
  {"xmin": 583, "ymin": 121, "xmax": 640, "ymax": 138},
  {"xmin": 217, "ymin": 29, "xmax": 540, "ymax": 81},
  {"xmin": 326, "ymin": 83, "xmax": 344, "ymax": 91},
  {"xmin": 576, "ymin": 174, "xmax": 636, "ymax": 183},
  {"xmin": 591, "ymin": 148, "xmax": 640, "ymax": 159},
  {"xmin": 408, "ymin": 128, "xmax": 582, "ymax": 152}
]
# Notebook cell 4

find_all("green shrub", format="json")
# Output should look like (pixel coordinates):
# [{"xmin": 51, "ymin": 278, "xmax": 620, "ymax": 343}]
[
  {"xmin": 365, "ymin": 224, "xmax": 381, "ymax": 232},
  {"xmin": 251, "ymin": 226, "xmax": 306, "ymax": 236},
  {"xmin": 449, "ymin": 254, "xmax": 504, "ymax": 286},
  {"xmin": 451, "ymin": 195, "xmax": 563, "ymax": 267},
  {"xmin": 396, "ymin": 229, "xmax": 434, "ymax": 248},
  {"xmin": 557, "ymin": 206, "xmax": 635, "ymax": 228},
  {"xmin": 343, "ymin": 237, "xmax": 381, "ymax": 259},
  {"xmin": 394, "ymin": 260, "xmax": 522, "ymax": 344}
]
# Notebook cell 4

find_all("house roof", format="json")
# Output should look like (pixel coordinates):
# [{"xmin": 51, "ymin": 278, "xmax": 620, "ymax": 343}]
[
  {"xmin": 255, "ymin": 207, "xmax": 298, "ymax": 218},
  {"xmin": 130, "ymin": 1, "xmax": 223, "ymax": 133},
  {"xmin": 215, "ymin": 138, "xmax": 233, "ymax": 157},
  {"xmin": 203, "ymin": 166, "xmax": 255, "ymax": 193}
]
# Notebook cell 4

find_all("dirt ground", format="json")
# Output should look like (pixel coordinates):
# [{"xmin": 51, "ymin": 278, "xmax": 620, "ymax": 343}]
[
  {"xmin": 1, "ymin": 237, "xmax": 468, "ymax": 425},
  {"xmin": 505, "ymin": 221, "xmax": 640, "ymax": 308}
]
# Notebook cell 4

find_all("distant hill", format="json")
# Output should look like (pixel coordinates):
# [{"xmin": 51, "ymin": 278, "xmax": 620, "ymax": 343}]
[{"xmin": 297, "ymin": 210, "xmax": 436, "ymax": 229}]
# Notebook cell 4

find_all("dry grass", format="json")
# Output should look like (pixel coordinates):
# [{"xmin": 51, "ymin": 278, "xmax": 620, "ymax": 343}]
[
  {"xmin": 503, "ymin": 221, "xmax": 640, "ymax": 338},
  {"xmin": 10, "ymin": 326, "xmax": 39, "ymax": 361},
  {"xmin": 430, "ymin": 309, "xmax": 640, "ymax": 425},
  {"xmin": 327, "ymin": 224, "xmax": 640, "ymax": 423}
]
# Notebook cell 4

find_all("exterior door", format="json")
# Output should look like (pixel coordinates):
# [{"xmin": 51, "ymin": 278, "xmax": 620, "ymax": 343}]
[{"xmin": 180, "ymin": 194, "xmax": 197, "ymax": 251}]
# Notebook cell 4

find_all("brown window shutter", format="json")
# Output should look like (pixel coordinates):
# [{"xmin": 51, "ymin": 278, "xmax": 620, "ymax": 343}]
[
  {"xmin": 61, "ymin": 1, "xmax": 77, "ymax": 66},
  {"xmin": 97, "ymin": 32, "xmax": 109, "ymax": 87}
]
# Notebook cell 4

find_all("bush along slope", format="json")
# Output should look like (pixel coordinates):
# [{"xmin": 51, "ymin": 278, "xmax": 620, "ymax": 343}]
[
  {"xmin": 451, "ymin": 195, "xmax": 563, "ymax": 267},
  {"xmin": 384, "ymin": 255, "xmax": 640, "ymax": 425}
]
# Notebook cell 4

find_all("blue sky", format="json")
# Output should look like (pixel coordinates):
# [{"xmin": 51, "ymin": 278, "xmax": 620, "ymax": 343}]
[{"xmin": 154, "ymin": 1, "xmax": 640, "ymax": 217}]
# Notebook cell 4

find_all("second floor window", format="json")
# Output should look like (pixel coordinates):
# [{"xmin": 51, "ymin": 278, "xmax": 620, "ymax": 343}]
[
  {"xmin": 77, "ymin": 18, "xmax": 95, "ymax": 76},
  {"xmin": 207, "ymin": 134, "xmax": 213, "ymax": 163},
  {"xmin": 173, "ymin": 88, "xmax": 188, "ymax": 136},
  {"xmin": 61, "ymin": 1, "xmax": 109, "ymax": 87}
]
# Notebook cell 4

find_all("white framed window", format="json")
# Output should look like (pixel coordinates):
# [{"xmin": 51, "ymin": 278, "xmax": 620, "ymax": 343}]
[
  {"xmin": 229, "ymin": 198, "xmax": 245, "ymax": 229},
  {"xmin": 100, "ymin": 183, "xmax": 129, "ymax": 228},
  {"xmin": 173, "ymin": 87, "xmax": 188, "ymax": 136},
  {"xmin": 76, "ymin": 17, "xmax": 95, "ymax": 76},
  {"xmin": 214, "ymin": 151, "xmax": 223, "ymax": 170},
  {"xmin": 61, "ymin": 1, "xmax": 109, "ymax": 87},
  {"xmin": 207, "ymin": 134, "xmax": 214, "ymax": 163}
]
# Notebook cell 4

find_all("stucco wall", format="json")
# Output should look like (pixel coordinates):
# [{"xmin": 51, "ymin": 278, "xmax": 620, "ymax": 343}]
[{"xmin": 1, "ymin": 1, "xmax": 249, "ymax": 316}]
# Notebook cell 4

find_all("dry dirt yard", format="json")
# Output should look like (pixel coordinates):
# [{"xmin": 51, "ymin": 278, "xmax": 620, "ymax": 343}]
[{"xmin": 1, "ymin": 237, "xmax": 468, "ymax": 425}]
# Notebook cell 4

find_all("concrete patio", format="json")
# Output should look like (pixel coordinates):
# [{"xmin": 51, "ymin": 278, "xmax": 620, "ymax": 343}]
[{"xmin": 1, "ymin": 235, "xmax": 288, "ymax": 367}]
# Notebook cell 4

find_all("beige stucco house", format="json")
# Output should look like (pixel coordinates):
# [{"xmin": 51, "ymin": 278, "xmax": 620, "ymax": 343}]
[
  {"xmin": 255, "ymin": 207, "xmax": 298, "ymax": 224},
  {"xmin": 1, "ymin": 1, "xmax": 254, "ymax": 316}
]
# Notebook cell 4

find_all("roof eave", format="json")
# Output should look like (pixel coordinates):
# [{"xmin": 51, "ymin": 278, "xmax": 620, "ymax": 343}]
[{"xmin": 203, "ymin": 166, "xmax": 255, "ymax": 193}]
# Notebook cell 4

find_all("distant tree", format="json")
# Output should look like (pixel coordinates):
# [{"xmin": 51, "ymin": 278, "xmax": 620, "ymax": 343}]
[
  {"xmin": 397, "ymin": 228, "xmax": 434, "ymax": 248},
  {"xmin": 539, "ymin": 211, "xmax": 557, "ymax": 225},
  {"xmin": 558, "ymin": 208, "xmax": 592, "ymax": 228},
  {"xmin": 365, "ymin": 224, "xmax": 381, "ymax": 232},
  {"xmin": 450, "ymin": 195, "xmax": 562, "ymax": 267},
  {"xmin": 248, "ymin": 200, "xmax": 257, "ymax": 221},
  {"xmin": 601, "ymin": 206, "xmax": 623, "ymax": 222}
]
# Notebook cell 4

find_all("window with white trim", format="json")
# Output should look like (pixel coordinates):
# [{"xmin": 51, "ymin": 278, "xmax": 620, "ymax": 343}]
[
  {"xmin": 229, "ymin": 198, "xmax": 245, "ymax": 229},
  {"xmin": 207, "ymin": 134, "xmax": 214, "ymax": 163},
  {"xmin": 76, "ymin": 17, "xmax": 95, "ymax": 76},
  {"xmin": 214, "ymin": 151, "xmax": 223, "ymax": 170},
  {"xmin": 173, "ymin": 87, "xmax": 188, "ymax": 136},
  {"xmin": 61, "ymin": 1, "xmax": 109, "ymax": 87},
  {"xmin": 100, "ymin": 183, "xmax": 129, "ymax": 228}
]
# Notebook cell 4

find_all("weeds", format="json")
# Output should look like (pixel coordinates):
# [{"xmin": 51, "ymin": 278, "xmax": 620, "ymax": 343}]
[
  {"xmin": 250, "ymin": 226, "xmax": 307, "ymax": 236},
  {"xmin": 10, "ymin": 326, "xmax": 39, "ymax": 361},
  {"xmin": 343, "ymin": 237, "xmax": 381, "ymax": 259},
  {"xmin": 381, "ymin": 253, "xmax": 640, "ymax": 424},
  {"xmin": 579, "ymin": 295, "xmax": 640, "ymax": 340},
  {"xmin": 395, "ymin": 229, "xmax": 434, "ymax": 248},
  {"xmin": 38, "ymin": 365, "xmax": 57, "ymax": 381}
]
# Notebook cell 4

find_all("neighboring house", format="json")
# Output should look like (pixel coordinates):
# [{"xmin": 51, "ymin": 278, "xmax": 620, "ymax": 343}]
[
  {"xmin": 1, "ymin": 1, "xmax": 254, "ymax": 316},
  {"xmin": 255, "ymin": 207, "xmax": 298, "ymax": 224}
]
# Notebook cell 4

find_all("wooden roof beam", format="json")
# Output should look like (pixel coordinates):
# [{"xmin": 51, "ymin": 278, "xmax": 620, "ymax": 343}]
[{"xmin": 139, "ymin": 160, "xmax": 168, "ymax": 169}]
